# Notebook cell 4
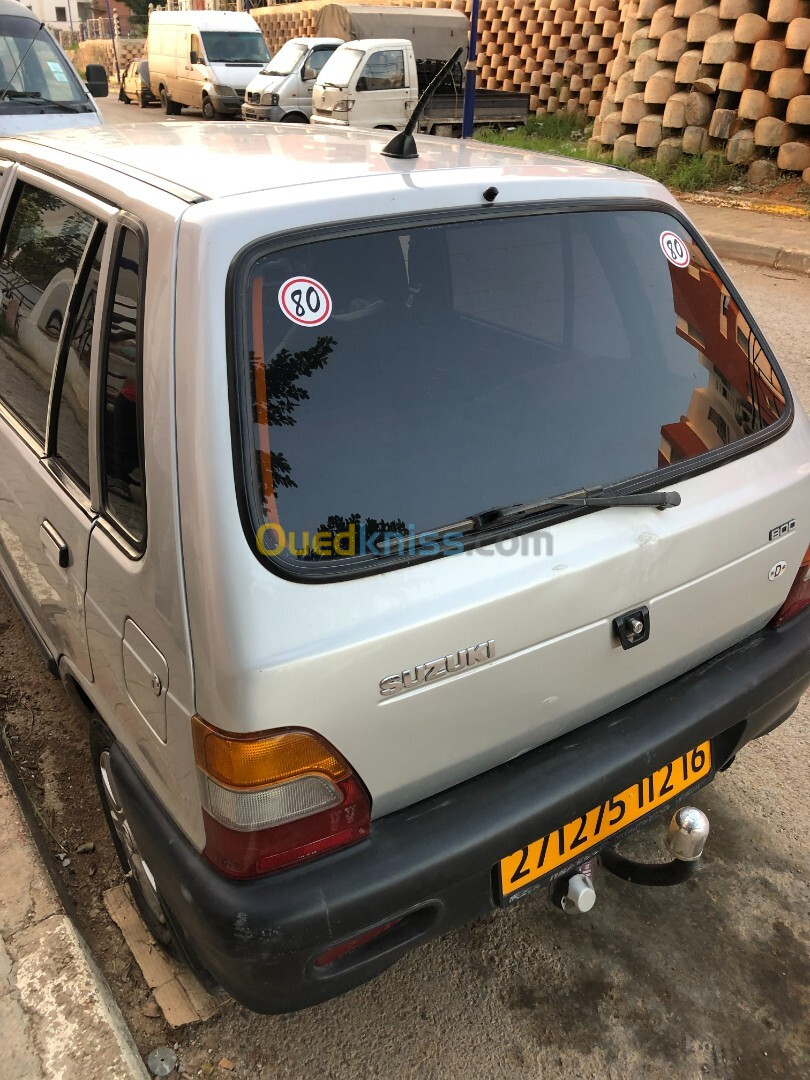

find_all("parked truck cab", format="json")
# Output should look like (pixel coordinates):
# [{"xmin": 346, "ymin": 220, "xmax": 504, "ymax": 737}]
[
  {"xmin": 312, "ymin": 35, "xmax": 529, "ymax": 135},
  {"xmin": 242, "ymin": 37, "xmax": 343, "ymax": 124},
  {"xmin": 0, "ymin": 0, "xmax": 107, "ymax": 134},
  {"xmin": 313, "ymin": 37, "xmax": 417, "ymax": 130}
]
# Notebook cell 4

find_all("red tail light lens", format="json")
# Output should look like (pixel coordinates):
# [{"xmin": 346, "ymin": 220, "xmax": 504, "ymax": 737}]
[
  {"xmin": 770, "ymin": 545, "xmax": 810, "ymax": 628},
  {"xmin": 192, "ymin": 718, "xmax": 371, "ymax": 879}
]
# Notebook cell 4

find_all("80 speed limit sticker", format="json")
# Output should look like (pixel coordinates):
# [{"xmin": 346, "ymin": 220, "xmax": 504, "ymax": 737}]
[
  {"xmin": 278, "ymin": 276, "xmax": 332, "ymax": 326},
  {"xmin": 659, "ymin": 230, "xmax": 690, "ymax": 268}
]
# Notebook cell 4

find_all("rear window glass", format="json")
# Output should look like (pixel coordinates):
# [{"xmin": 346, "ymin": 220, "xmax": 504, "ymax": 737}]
[{"xmin": 234, "ymin": 209, "xmax": 787, "ymax": 577}]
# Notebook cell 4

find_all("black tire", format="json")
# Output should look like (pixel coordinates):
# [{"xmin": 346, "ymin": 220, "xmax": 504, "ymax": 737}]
[
  {"xmin": 160, "ymin": 88, "xmax": 182, "ymax": 116},
  {"xmin": 119, "ymin": 90, "xmax": 129, "ymax": 104},
  {"xmin": 280, "ymin": 112, "xmax": 308, "ymax": 124},
  {"xmin": 138, "ymin": 92, "xmax": 148, "ymax": 108},
  {"xmin": 89, "ymin": 717, "xmax": 177, "ymax": 952},
  {"xmin": 201, "ymin": 94, "xmax": 219, "ymax": 121}
]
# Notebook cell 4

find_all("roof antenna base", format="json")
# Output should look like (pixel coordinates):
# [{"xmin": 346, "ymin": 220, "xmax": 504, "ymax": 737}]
[
  {"xmin": 380, "ymin": 131, "xmax": 418, "ymax": 160},
  {"xmin": 380, "ymin": 46, "xmax": 464, "ymax": 161}
]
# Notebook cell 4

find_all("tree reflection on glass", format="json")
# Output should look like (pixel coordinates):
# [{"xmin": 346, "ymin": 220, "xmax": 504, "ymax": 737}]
[{"xmin": 255, "ymin": 334, "xmax": 335, "ymax": 491}]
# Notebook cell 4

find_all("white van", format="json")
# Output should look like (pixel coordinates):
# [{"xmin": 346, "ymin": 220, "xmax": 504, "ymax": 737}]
[
  {"xmin": 0, "ymin": 0, "xmax": 107, "ymax": 133},
  {"xmin": 242, "ymin": 37, "xmax": 343, "ymax": 124},
  {"xmin": 147, "ymin": 9, "xmax": 269, "ymax": 119},
  {"xmin": 0, "ymin": 122, "xmax": 808, "ymax": 1016}
]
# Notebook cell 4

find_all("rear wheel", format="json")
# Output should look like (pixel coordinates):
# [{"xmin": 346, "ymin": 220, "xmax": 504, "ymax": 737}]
[
  {"xmin": 90, "ymin": 718, "xmax": 176, "ymax": 951},
  {"xmin": 118, "ymin": 89, "xmax": 129, "ymax": 104},
  {"xmin": 160, "ymin": 88, "xmax": 182, "ymax": 116}
]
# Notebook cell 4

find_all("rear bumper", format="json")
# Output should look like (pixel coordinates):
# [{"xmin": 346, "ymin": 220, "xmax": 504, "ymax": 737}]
[{"xmin": 111, "ymin": 609, "xmax": 810, "ymax": 1014}]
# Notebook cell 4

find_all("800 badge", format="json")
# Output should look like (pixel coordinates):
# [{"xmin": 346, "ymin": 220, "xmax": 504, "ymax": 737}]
[{"xmin": 278, "ymin": 276, "xmax": 332, "ymax": 327}]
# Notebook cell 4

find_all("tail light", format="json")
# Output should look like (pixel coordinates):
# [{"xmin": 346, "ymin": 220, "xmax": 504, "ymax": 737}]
[
  {"xmin": 770, "ymin": 544, "xmax": 810, "ymax": 627},
  {"xmin": 192, "ymin": 718, "xmax": 370, "ymax": 879}
]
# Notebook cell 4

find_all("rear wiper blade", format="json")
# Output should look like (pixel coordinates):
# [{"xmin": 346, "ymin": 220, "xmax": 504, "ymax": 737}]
[
  {"xmin": 469, "ymin": 486, "xmax": 681, "ymax": 530},
  {"xmin": 373, "ymin": 486, "xmax": 680, "ymax": 556}
]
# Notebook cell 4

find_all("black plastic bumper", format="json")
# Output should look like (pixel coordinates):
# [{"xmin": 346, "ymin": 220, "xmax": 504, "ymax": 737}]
[{"xmin": 111, "ymin": 609, "xmax": 810, "ymax": 1014}]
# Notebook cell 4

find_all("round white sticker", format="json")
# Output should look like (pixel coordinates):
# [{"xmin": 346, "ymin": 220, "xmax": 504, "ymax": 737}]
[
  {"xmin": 278, "ymin": 277, "xmax": 332, "ymax": 327},
  {"xmin": 660, "ymin": 230, "xmax": 690, "ymax": 268}
]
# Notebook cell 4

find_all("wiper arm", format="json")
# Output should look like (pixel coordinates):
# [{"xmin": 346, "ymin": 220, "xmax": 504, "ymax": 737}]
[
  {"xmin": 470, "ymin": 486, "xmax": 681, "ymax": 530},
  {"xmin": 373, "ymin": 486, "xmax": 680, "ymax": 557}
]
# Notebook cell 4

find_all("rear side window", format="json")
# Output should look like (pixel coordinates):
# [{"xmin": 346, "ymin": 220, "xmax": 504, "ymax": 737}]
[
  {"xmin": 234, "ymin": 209, "xmax": 788, "ymax": 578},
  {"xmin": 52, "ymin": 230, "xmax": 105, "ymax": 492},
  {"xmin": 0, "ymin": 182, "xmax": 94, "ymax": 442},
  {"xmin": 101, "ymin": 226, "xmax": 145, "ymax": 545}
]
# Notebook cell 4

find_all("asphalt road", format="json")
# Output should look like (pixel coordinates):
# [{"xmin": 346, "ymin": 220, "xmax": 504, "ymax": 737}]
[
  {"xmin": 2, "ymin": 102, "xmax": 810, "ymax": 1076},
  {"xmin": 99, "ymin": 91, "xmax": 224, "ymax": 124}
]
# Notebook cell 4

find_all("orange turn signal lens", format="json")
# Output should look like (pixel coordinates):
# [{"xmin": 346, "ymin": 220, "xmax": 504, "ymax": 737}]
[{"xmin": 192, "ymin": 717, "xmax": 350, "ymax": 790}]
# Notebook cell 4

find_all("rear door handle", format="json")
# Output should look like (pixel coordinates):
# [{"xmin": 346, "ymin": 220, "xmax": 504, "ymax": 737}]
[{"xmin": 40, "ymin": 520, "xmax": 70, "ymax": 569}]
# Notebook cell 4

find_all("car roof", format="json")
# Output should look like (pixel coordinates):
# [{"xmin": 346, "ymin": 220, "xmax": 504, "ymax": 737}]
[
  {"xmin": 0, "ymin": 0, "xmax": 39, "ymax": 19},
  {"xmin": 1, "ymin": 122, "xmax": 657, "ymax": 205}
]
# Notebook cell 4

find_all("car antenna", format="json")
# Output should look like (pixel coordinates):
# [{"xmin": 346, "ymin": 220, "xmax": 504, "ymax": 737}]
[{"xmin": 381, "ymin": 46, "xmax": 465, "ymax": 161}]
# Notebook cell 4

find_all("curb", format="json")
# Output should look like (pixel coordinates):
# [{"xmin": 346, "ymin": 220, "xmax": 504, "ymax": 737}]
[
  {"xmin": 701, "ymin": 232, "xmax": 810, "ymax": 276},
  {"xmin": 0, "ymin": 763, "xmax": 149, "ymax": 1080},
  {"xmin": 680, "ymin": 192, "xmax": 810, "ymax": 221}
]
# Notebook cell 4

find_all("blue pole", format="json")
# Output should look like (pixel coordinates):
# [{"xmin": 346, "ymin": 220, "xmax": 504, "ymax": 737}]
[{"xmin": 461, "ymin": 0, "xmax": 480, "ymax": 139}]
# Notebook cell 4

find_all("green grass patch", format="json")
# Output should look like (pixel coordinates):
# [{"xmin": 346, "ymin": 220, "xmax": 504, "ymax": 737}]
[
  {"xmin": 476, "ymin": 112, "xmax": 592, "ymax": 161},
  {"xmin": 476, "ymin": 116, "xmax": 744, "ymax": 193}
]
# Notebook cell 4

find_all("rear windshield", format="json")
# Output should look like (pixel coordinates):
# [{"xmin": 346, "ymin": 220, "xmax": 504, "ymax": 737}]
[{"xmin": 234, "ymin": 209, "xmax": 787, "ymax": 577}]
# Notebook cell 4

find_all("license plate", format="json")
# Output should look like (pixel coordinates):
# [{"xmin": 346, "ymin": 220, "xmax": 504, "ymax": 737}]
[{"xmin": 498, "ymin": 741, "xmax": 712, "ymax": 901}]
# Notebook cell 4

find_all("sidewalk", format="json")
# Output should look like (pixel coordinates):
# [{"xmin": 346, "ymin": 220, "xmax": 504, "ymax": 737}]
[
  {"xmin": 0, "ymin": 764, "xmax": 148, "ymax": 1080},
  {"xmin": 680, "ymin": 198, "xmax": 810, "ymax": 276}
]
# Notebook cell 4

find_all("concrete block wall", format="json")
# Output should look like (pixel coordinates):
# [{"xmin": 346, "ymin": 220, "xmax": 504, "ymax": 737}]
[
  {"xmin": 251, "ymin": 0, "xmax": 810, "ymax": 180},
  {"xmin": 591, "ymin": 0, "xmax": 810, "ymax": 180},
  {"xmin": 74, "ymin": 38, "xmax": 148, "ymax": 76}
]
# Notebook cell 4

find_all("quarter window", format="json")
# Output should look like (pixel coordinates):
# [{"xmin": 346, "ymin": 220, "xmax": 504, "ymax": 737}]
[
  {"xmin": 101, "ymin": 226, "xmax": 145, "ymax": 544},
  {"xmin": 52, "ymin": 230, "xmax": 105, "ymax": 492},
  {"xmin": 0, "ymin": 182, "xmax": 94, "ymax": 443}
]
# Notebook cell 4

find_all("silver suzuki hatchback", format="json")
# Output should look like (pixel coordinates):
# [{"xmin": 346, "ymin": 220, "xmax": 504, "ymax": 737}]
[{"xmin": 0, "ymin": 122, "xmax": 808, "ymax": 1014}]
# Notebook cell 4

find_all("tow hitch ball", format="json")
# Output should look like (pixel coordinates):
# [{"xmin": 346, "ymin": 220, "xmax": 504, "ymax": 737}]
[{"xmin": 551, "ymin": 806, "xmax": 710, "ymax": 912}]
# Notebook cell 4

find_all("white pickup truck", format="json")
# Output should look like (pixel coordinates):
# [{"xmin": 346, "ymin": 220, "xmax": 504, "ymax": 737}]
[{"xmin": 312, "ymin": 34, "xmax": 529, "ymax": 135}]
